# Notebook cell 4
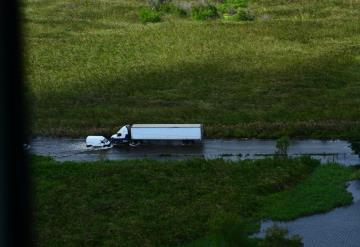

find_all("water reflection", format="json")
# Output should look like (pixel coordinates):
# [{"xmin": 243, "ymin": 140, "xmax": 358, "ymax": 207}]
[{"xmin": 30, "ymin": 138, "xmax": 360, "ymax": 166}]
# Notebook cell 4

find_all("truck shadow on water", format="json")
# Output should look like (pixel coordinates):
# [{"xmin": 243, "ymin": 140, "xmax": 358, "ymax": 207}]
[{"xmin": 110, "ymin": 141, "xmax": 205, "ymax": 159}]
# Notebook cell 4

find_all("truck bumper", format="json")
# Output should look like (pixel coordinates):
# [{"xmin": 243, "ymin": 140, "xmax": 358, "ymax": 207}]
[{"xmin": 110, "ymin": 138, "xmax": 128, "ymax": 145}]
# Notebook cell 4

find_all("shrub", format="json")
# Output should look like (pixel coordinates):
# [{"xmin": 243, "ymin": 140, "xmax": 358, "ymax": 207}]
[
  {"xmin": 229, "ymin": 0, "xmax": 248, "ymax": 7},
  {"xmin": 276, "ymin": 136, "xmax": 290, "ymax": 157},
  {"xmin": 351, "ymin": 169, "xmax": 360, "ymax": 180},
  {"xmin": 218, "ymin": 0, "xmax": 248, "ymax": 14},
  {"xmin": 259, "ymin": 225, "xmax": 303, "ymax": 247},
  {"xmin": 234, "ymin": 8, "xmax": 255, "ymax": 21},
  {"xmin": 192, "ymin": 5, "xmax": 219, "ymax": 20},
  {"xmin": 350, "ymin": 141, "xmax": 360, "ymax": 155},
  {"xmin": 139, "ymin": 8, "xmax": 161, "ymax": 24},
  {"xmin": 159, "ymin": 3, "xmax": 188, "ymax": 17},
  {"xmin": 209, "ymin": 212, "xmax": 258, "ymax": 246}
]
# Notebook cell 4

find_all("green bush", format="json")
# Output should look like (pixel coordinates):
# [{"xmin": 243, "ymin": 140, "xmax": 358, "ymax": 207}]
[
  {"xmin": 159, "ymin": 3, "xmax": 188, "ymax": 17},
  {"xmin": 192, "ymin": 5, "xmax": 219, "ymax": 21},
  {"xmin": 259, "ymin": 225, "xmax": 303, "ymax": 247},
  {"xmin": 276, "ymin": 136, "xmax": 290, "ymax": 157},
  {"xmin": 350, "ymin": 168, "xmax": 360, "ymax": 180},
  {"xmin": 235, "ymin": 8, "xmax": 256, "ymax": 21},
  {"xmin": 350, "ymin": 141, "xmax": 360, "ymax": 154},
  {"xmin": 218, "ymin": 216, "xmax": 257, "ymax": 246},
  {"xmin": 218, "ymin": 0, "xmax": 248, "ymax": 14},
  {"xmin": 139, "ymin": 8, "xmax": 161, "ymax": 24},
  {"xmin": 229, "ymin": 0, "xmax": 248, "ymax": 7}
]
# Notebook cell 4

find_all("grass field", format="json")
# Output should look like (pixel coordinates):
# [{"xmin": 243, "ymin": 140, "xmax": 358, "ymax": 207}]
[
  {"xmin": 32, "ymin": 156, "xmax": 355, "ymax": 246},
  {"xmin": 24, "ymin": 0, "xmax": 360, "ymax": 138}
]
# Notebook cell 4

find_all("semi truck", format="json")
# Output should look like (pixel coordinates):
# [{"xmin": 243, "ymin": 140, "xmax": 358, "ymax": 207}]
[{"xmin": 111, "ymin": 124, "xmax": 203, "ymax": 146}]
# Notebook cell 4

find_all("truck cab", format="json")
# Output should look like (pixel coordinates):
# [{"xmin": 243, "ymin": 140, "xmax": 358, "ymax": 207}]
[{"xmin": 111, "ymin": 125, "xmax": 130, "ymax": 144}]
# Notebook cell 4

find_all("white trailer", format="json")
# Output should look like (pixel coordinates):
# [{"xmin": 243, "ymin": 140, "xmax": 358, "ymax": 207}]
[{"xmin": 111, "ymin": 124, "xmax": 203, "ymax": 145}]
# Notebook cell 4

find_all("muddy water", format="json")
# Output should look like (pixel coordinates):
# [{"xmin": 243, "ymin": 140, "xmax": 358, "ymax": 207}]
[
  {"xmin": 30, "ymin": 138, "xmax": 360, "ymax": 165},
  {"xmin": 255, "ymin": 180, "xmax": 360, "ymax": 247}
]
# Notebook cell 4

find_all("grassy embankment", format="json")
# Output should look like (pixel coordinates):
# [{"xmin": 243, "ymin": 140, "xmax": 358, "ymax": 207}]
[
  {"xmin": 24, "ymin": 0, "xmax": 360, "ymax": 138},
  {"xmin": 33, "ymin": 155, "xmax": 356, "ymax": 246}
]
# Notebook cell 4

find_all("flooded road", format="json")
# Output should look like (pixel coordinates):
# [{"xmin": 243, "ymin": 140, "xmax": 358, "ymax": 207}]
[
  {"xmin": 255, "ymin": 180, "xmax": 360, "ymax": 247},
  {"xmin": 30, "ymin": 138, "xmax": 360, "ymax": 165}
]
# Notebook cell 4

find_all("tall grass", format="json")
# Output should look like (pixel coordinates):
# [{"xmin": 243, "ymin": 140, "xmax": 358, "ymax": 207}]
[
  {"xmin": 32, "ymin": 156, "xmax": 353, "ymax": 246},
  {"xmin": 24, "ymin": 0, "xmax": 360, "ymax": 138}
]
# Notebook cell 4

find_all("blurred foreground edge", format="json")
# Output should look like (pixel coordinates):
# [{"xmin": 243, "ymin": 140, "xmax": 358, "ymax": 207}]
[{"xmin": 1, "ymin": 0, "xmax": 31, "ymax": 247}]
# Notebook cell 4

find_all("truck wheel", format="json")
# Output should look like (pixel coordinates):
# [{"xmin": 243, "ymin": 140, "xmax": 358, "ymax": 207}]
[
  {"xmin": 182, "ymin": 140, "xmax": 190, "ymax": 145},
  {"xmin": 129, "ymin": 141, "xmax": 141, "ymax": 147}
]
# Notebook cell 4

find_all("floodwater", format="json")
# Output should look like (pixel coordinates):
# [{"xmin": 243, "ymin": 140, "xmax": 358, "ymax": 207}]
[
  {"xmin": 254, "ymin": 180, "xmax": 360, "ymax": 247},
  {"xmin": 30, "ymin": 138, "xmax": 360, "ymax": 165}
]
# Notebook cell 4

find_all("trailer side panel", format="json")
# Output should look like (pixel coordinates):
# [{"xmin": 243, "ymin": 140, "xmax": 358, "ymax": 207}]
[{"xmin": 131, "ymin": 126, "xmax": 202, "ymax": 140}]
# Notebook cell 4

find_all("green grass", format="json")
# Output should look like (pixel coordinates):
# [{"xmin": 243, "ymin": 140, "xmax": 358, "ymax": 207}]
[
  {"xmin": 24, "ymin": 0, "xmax": 360, "ymax": 138},
  {"xmin": 350, "ymin": 167, "xmax": 360, "ymax": 180},
  {"xmin": 139, "ymin": 8, "xmax": 162, "ymax": 24},
  {"xmin": 32, "ymin": 155, "xmax": 355, "ymax": 246},
  {"xmin": 264, "ymin": 164, "xmax": 353, "ymax": 220}
]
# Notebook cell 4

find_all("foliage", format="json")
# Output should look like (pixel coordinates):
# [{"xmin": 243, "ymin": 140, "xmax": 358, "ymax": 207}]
[
  {"xmin": 218, "ymin": 0, "xmax": 249, "ymax": 14},
  {"xmin": 258, "ymin": 225, "xmax": 303, "ymax": 247},
  {"xmin": 264, "ymin": 164, "xmax": 353, "ymax": 220},
  {"xmin": 159, "ymin": 2, "xmax": 188, "ymax": 17},
  {"xmin": 350, "ymin": 141, "xmax": 360, "ymax": 155},
  {"xmin": 276, "ymin": 136, "xmax": 290, "ymax": 157},
  {"xmin": 207, "ymin": 213, "xmax": 258, "ymax": 246},
  {"xmin": 192, "ymin": 5, "xmax": 219, "ymax": 20},
  {"xmin": 235, "ymin": 8, "xmax": 255, "ymax": 21},
  {"xmin": 350, "ymin": 168, "xmax": 360, "ymax": 180},
  {"xmin": 31, "ymin": 155, "xmax": 354, "ymax": 246},
  {"xmin": 139, "ymin": 7, "xmax": 161, "ymax": 24},
  {"xmin": 222, "ymin": 8, "xmax": 255, "ymax": 21}
]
